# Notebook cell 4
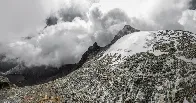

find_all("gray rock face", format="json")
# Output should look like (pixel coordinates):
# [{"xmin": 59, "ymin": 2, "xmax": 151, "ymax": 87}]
[{"xmin": 1, "ymin": 26, "xmax": 196, "ymax": 103}]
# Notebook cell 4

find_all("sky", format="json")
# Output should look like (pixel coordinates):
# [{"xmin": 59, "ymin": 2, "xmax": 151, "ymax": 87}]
[
  {"xmin": 0, "ymin": 0, "xmax": 196, "ymax": 67},
  {"xmin": 0, "ymin": 0, "xmax": 45, "ymax": 43}
]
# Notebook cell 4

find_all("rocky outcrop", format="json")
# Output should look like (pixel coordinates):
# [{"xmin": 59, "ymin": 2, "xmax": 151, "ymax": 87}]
[
  {"xmin": 0, "ymin": 76, "xmax": 10, "ymax": 90},
  {"xmin": 45, "ymin": 16, "xmax": 58, "ymax": 27},
  {"xmin": 109, "ymin": 25, "xmax": 140, "ymax": 46}
]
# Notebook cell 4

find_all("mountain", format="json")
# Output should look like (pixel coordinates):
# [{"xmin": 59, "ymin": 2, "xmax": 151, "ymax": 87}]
[
  {"xmin": 0, "ymin": 41, "xmax": 101, "ymax": 86},
  {"xmin": 0, "ymin": 25, "xmax": 138, "ymax": 86},
  {"xmin": 1, "ymin": 25, "xmax": 196, "ymax": 103}
]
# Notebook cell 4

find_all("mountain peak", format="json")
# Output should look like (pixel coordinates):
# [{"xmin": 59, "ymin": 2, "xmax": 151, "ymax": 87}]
[
  {"xmin": 123, "ymin": 25, "xmax": 139, "ymax": 32},
  {"xmin": 110, "ymin": 25, "xmax": 140, "ymax": 45}
]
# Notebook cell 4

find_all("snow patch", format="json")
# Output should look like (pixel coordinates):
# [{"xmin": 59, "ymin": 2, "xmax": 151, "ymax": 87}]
[{"xmin": 104, "ymin": 31, "xmax": 156, "ymax": 56}]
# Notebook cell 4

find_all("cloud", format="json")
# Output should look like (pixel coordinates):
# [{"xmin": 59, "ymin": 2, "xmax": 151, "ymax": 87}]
[
  {"xmin": 1, "ymin": 2, "xmax": 131, "ymax": 67},
  {"xmin": 89, "ymin": 6, "xmax": 131, "ymax": 46},
  {"xmin": 0, "ymin": 0, "xmax": 96, "ymax": 42},
  {"xmin": 3, "ymin": 18, "xmax": 93, "ymax": 67},
  {"xmin": 179, "ymin": 10, "xmax": 196, "ymax": 33},
  {"xmin": 0, "ymin": 0, "xmax": 48, "ymax": 43},
  {"xmin": 99, "ymin": 0, "xmax": 191, "ymax": 31},
  {"xmin": 0, "ymin": 0, "xmax": 196, "ymax": 68}
]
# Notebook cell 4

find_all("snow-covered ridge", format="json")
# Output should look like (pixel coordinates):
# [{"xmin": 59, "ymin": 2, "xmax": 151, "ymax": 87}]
[
  {"xmin": 104, "ymin": 30, "xmax": 196, "ymax": 64},
  {"xmin": 105, "ymin": 31, "xmax": 156, "ymax": 57}
]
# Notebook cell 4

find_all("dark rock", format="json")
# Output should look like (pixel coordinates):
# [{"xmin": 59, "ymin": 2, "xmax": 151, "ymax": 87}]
[
  {"xmin": 189, "ymin": 0, "xmax": 196, "ymax": 10},
  {"xmin": 45, "ymin": 16, "xmax": 58, "ymax": 27},
  {"xmin": 110, "ymin": 25, "xmax": 140, "ymax": 45},
  {"xmin": 0, "ymin": 76, "xmax": 10, "ymax": 89}
]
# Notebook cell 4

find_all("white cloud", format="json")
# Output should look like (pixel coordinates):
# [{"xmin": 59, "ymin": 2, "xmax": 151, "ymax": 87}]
[
  {"xmin": 0, "ymin": 0, "xmax": 48, "ymax": 43},
  {"xmin": 0, "ymin": 0, "xmax": 196, "ymax": 68},
  {"xmin": 179, "ymin": 10, "xmax": 196, "ymax": 33},
  {"xmin": 1, "ymin": 2, "xmax": 131, "ymax": 67},
  {"xmin": 100, "ymin": 0, "xmax": 192, "ymax": 31},
  {"xmin": 3, "ymin": 18, "xmax": 93, "ymax": 67}
]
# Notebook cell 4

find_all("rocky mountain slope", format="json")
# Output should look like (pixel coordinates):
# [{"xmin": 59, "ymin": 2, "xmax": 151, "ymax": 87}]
[{"xmin": 1, "ymin": 25, "xmax": 196, "ymax": 103}]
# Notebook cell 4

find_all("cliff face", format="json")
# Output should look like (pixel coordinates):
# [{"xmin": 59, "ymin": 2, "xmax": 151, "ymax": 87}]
[{"xmin": 1, "ymin": 26, "xmax": 196, "ymax": 103}]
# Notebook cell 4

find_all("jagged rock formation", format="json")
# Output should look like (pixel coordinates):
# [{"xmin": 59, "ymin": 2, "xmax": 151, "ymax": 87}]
[
  {"xmin": 1, "ymin": 26, "xmax": 196, "ymax": 103},
  {"xmin": 109, "ymin": 25, "xmax": 140, "ymax": 45}
]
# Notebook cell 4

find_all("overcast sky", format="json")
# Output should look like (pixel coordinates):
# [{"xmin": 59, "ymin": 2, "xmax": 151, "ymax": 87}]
[
  {"xmin": 0, "ymin": 0, "xmax": 196, "ymax": 67},
  {"xmin": 0, "ymin": 0, "xmax": 44, "ymax": 42},
  {"xmin": 0, "ymin": 0, "xmax": 195, "ymax": 42}
]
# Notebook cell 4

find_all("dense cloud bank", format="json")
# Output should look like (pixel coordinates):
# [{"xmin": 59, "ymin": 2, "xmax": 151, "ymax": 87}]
[{"xmin": 0, "ymin": 0, "xmax": 196, "ymax": 67}]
